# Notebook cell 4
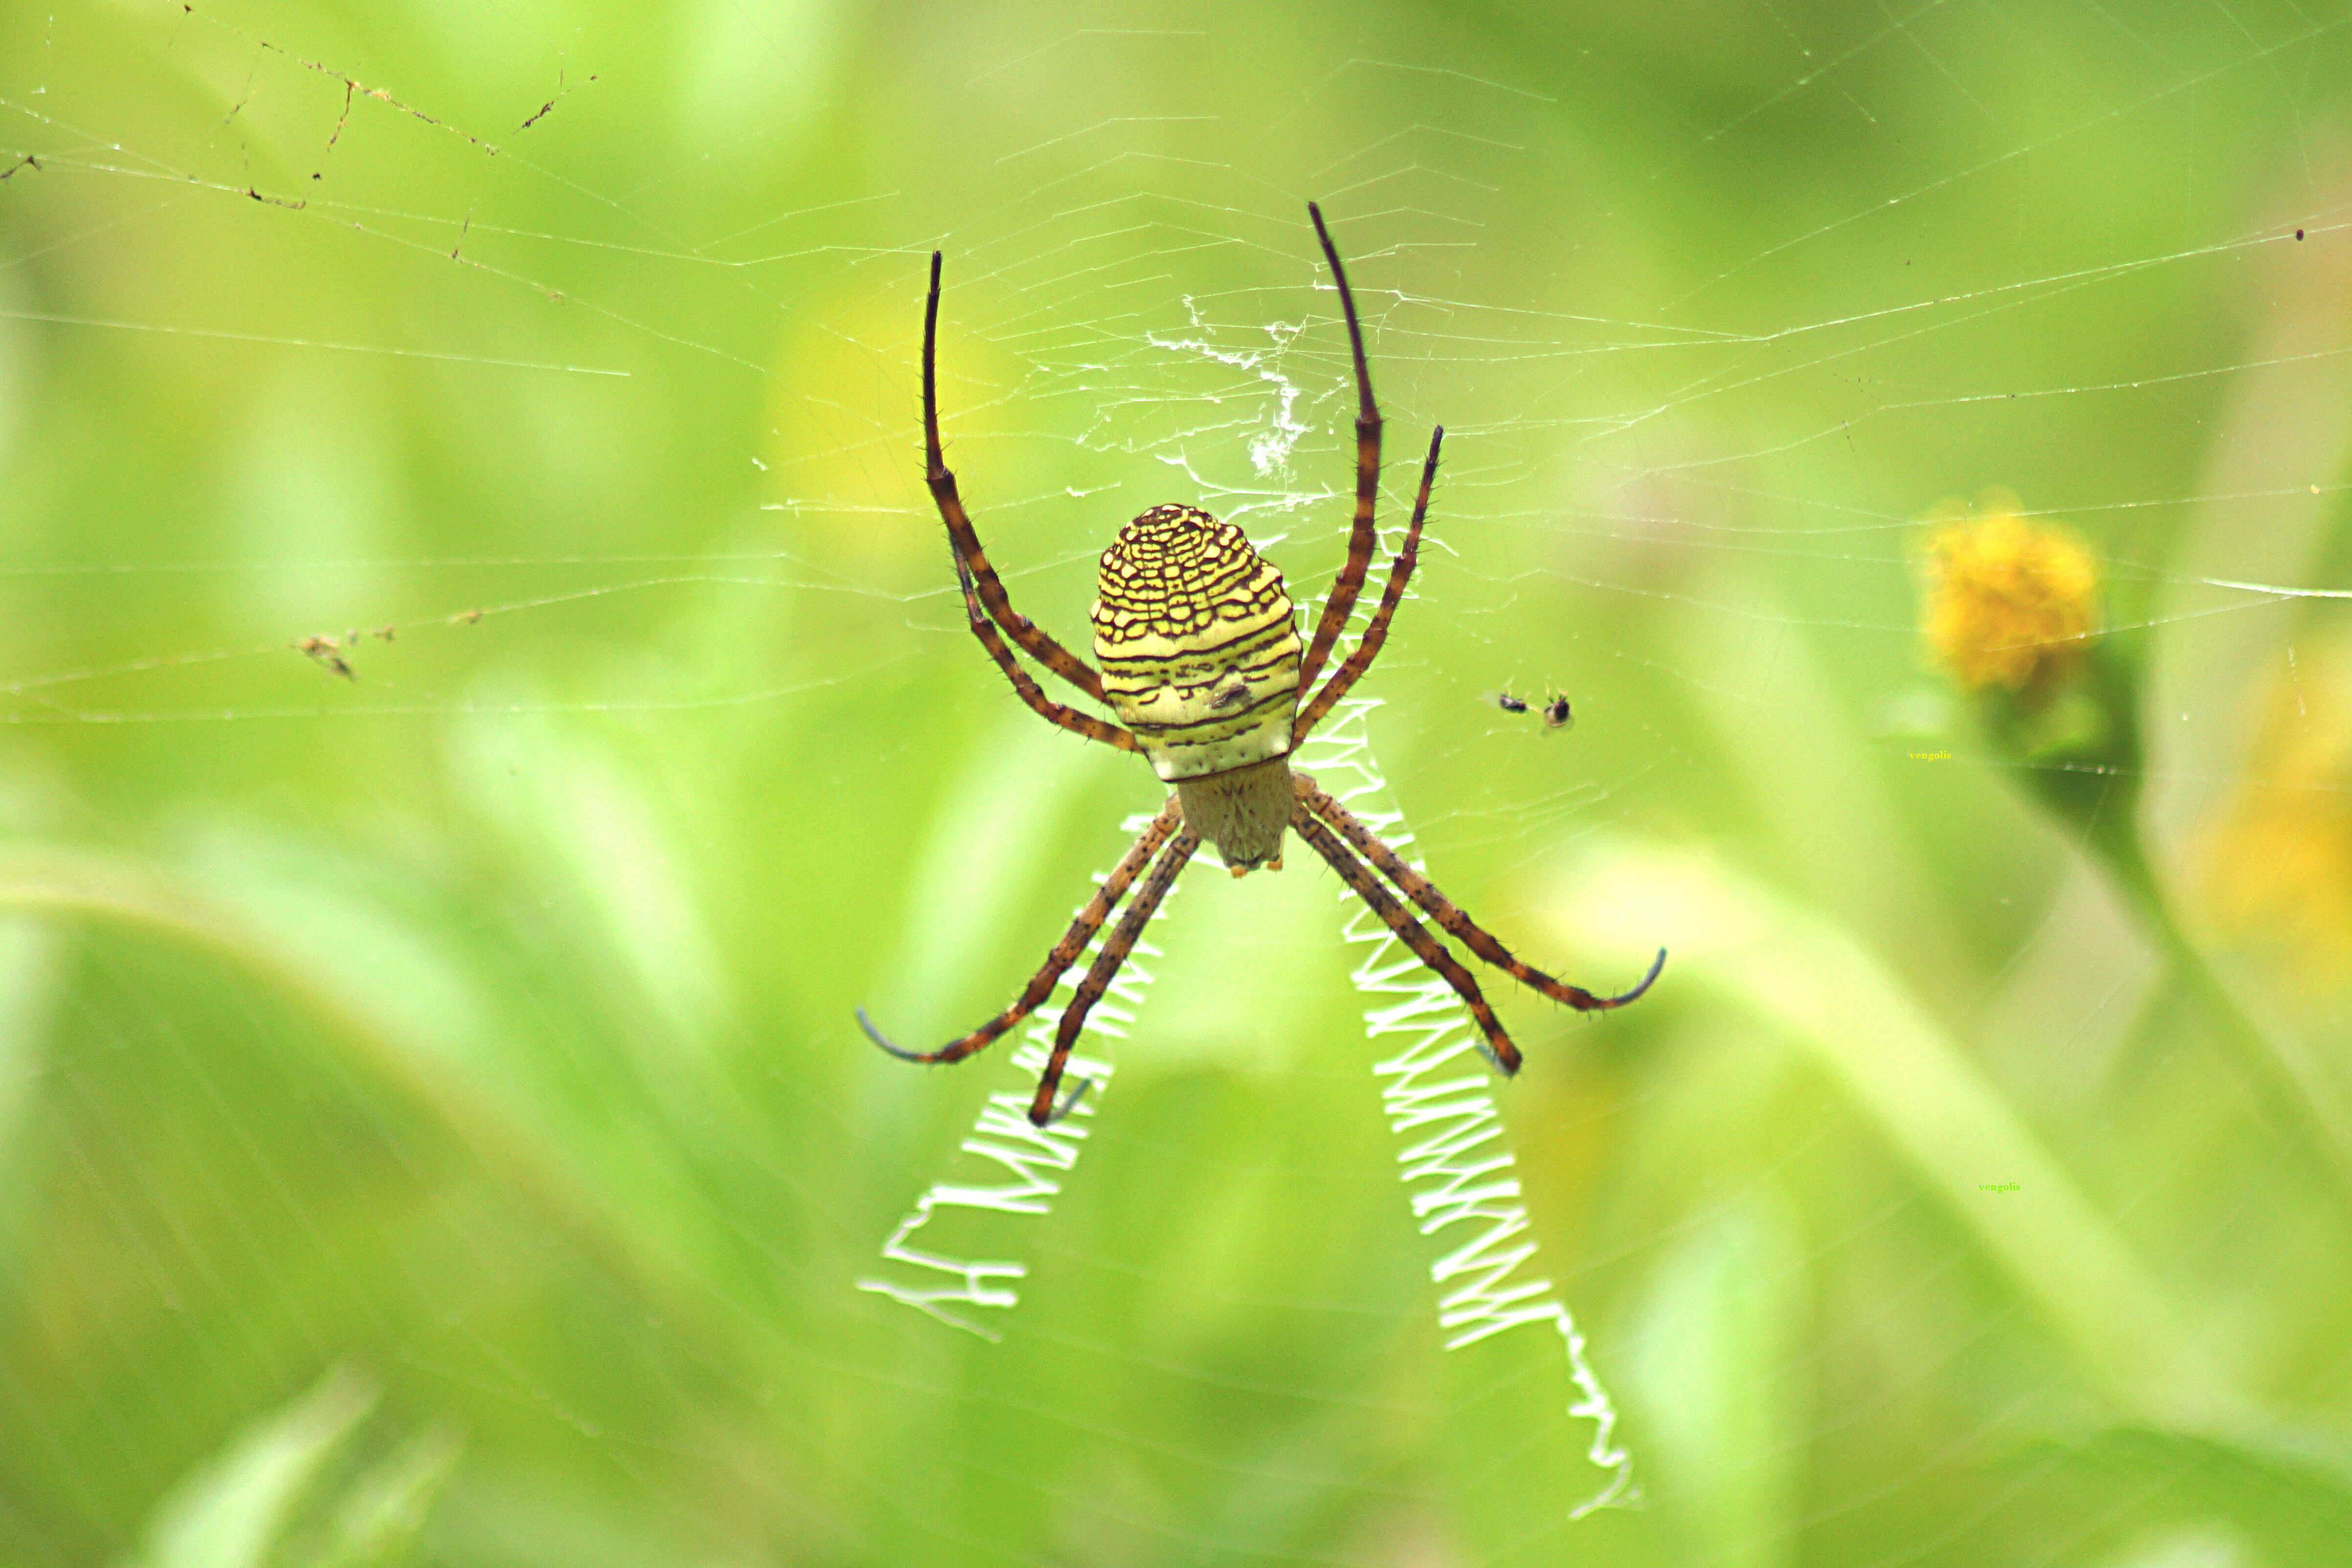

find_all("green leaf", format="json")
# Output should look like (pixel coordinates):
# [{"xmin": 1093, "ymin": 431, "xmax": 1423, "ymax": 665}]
[
  {"xmin": 2006, "ymin": 1427, "xmax": 2352, "ymax": 1568},
  {"xmin": 1544, "ymin": 844, "xmax": 2242, "ymax": 1432},
  {"xmin": 1623, "ymin": 1190, "xmax": 1808, "ymax": 1568},
  {"xmin": 301, "ymin": 1424, "xmax": 464, "ymax": 1568},
  {"xmin": 124, "ymin": 1368, "xmax": 376, "ymax": 1568}
]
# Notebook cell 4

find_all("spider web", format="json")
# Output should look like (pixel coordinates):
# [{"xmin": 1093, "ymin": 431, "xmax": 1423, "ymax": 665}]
[
  {"xmin": 858, "ymin": 696, "xmax": 1639, "ymax": 1520},
  {"xmin": 4, "ymin": 2, "xmax": 2352, "ymax": 1566}
]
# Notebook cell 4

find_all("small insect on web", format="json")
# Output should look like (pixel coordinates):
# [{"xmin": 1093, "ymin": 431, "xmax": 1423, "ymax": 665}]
[
  {"xmin": 857, "ymin": 203, "xmax": 1666, "ymax": 1127},
  {"xmin": 1484, "ymin": 689, "xmax": 1573, "ymax": 726}
]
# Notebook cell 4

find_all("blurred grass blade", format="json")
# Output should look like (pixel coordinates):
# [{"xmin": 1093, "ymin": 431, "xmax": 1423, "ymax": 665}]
[
  {"xmin": 0, "ymin": 845, "xmax": 724, "ymax": 1356},
  {"xmin": 123, "ymin": 1367, "xmax": 376, "ymax": 1568},
  {"xmin": 861, "ymin": 705, "xmax": 1120, "ymax": 1047},
  {"xmin": 448, "ymin": 707, "xmax": 733, "ymax": 1062},
  {"xmin": 1545, "ymin": 843, "xmax": 2244, "ymax": 1433},
  {"xmin": 306, "ymin": 1424, "xmax": 464, "ymax": 1568},
  {"xmin": 0, "ymin": 915, "xmax": 59, "ymax": 1261},
  {"xmin": 1623, "ymin": 1190, "xmax": 1806, "ymax": 1568},
  {"xmin": 2010, "ymin": 1428, "xmax": 2352, "ymax": 1567}
]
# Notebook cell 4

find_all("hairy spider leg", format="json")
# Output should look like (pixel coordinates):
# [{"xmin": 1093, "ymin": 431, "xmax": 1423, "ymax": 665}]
[
  {"xmin": 1295, "ymin": 202, "xmax": 1386, "ymax": 697},
  {"xmin": 858, "ymin": 798, "xmax": 1183, "ymax": 1067},
  {"xmin": 1029, "ymin": 824, "xmax": 1202, "ymax": 1125},
  {"xmin": 951, "ymin": 556, "xmax": 1139, "ymax": 751},
  {"xmin": 1295, "ymin": 425, "xmax": 1442, "ymax": 741},
  {"xmin": 1296, "ymin": 775, "xmax": 1667, "ymax": 1010},
  {"xmin": 924, "ymin": 250, "xmax": 1108, "ymax": 704},
  {"xmin": 1290, "ymin": 808, "xmax": 1522, "ymax": 1072}
]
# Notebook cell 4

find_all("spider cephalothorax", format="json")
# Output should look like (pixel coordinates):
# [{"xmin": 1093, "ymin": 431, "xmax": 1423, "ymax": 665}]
[{"xmin": 858, "ymin": 204, "xmax": 1665, "ymax": 1126}]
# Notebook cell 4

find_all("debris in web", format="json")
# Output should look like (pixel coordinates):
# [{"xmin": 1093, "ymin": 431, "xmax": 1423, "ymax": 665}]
[
  {"xmin": 516, "ymin": 69, "xmax": 598, "ymax": 136},
  {"xmin": 296, "ymin": 635, "xmax": 354, "ymax": 680}
]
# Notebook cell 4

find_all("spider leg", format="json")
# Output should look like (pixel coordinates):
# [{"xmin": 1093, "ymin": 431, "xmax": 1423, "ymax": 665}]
[
  {"xmin": 1295, "ymin": 425, "xmax": 1441, "ymax": 741},
  {"xmin": 1029, "ymin": 824, "xmax": 1200, "ymax": 1126},
  {"xmin": 924, "ymin": 251, "xmax": 1109, "ymax": 704},
  {"xmin": 951, "ymin": 557, "xmax": 1140, "ymax": 752},
  {"xmin": 1294, "ymin": 203, "xmax": 1386, "ymax": 697},
  {"xmin": 1290, "ymin": 807, "xmax": 1523, "ymax": 1073},
  {"xmin": 858, "ymin": 798, "xmax": 1182, "ymax": 1067},
  {"xmin": 1296, "ymin": 774, "xmax": 1666, "ymax": 1010}
]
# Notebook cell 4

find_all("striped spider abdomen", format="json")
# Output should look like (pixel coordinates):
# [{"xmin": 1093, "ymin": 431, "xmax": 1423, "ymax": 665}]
[{"xmin": 1090, "ymin": 503, "xmax": 1302, "ymax": 783}]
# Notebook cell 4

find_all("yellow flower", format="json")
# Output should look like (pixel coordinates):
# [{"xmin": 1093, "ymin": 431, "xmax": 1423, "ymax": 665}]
[
  {"xmin": 2202, "ymin": 636, "xmax": 2352, "ymax": 998},
  {"xmin": 1920, "ymin": 497, "xmax": 2100, "ymax": 700}
]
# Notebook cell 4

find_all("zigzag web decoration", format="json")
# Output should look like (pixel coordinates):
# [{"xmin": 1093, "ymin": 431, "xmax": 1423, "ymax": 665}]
[
  {"xmin": 858, "ymin": 700, "xmax": 1635, "ymax": 1512},
  {"xmin": 1293, "ymin": 696, "xmax": 1639, "ymax": 1516},
  {"xmin": 854, "ymin": 806, "xmax": 1170, "ymax": 1340}
]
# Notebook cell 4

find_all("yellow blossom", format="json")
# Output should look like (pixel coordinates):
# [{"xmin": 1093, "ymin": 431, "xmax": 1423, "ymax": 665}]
[
  {"xmin": 1920, "ymin": 498, "xmax": 2100, "ymax": 699},
  {"xmin": 2202, "ymin": 636, "xmax": 2352, "ymax": 998}
]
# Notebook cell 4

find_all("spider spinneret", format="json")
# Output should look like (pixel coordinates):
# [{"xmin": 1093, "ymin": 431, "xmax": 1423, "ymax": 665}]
[{"xmin": 857, "ymin": 202, "xmax": 1665, "ymax": 1127}]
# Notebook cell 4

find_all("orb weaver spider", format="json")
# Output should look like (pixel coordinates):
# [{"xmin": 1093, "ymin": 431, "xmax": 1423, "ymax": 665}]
[{"xmin": 859, "ymin": 203, "xmax": 1665, "ymax": 1127}]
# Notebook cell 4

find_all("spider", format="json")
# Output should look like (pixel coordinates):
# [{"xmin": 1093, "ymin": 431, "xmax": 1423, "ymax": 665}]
[{"xmin": 859, "ymin": 203, "xmax": 1665, "ymax": 1127}]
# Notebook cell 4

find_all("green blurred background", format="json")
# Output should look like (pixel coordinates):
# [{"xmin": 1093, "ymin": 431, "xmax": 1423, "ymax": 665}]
[{"xmin": 5, "ymin": 0, "xmax": 2352, "ymax": 1563}]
